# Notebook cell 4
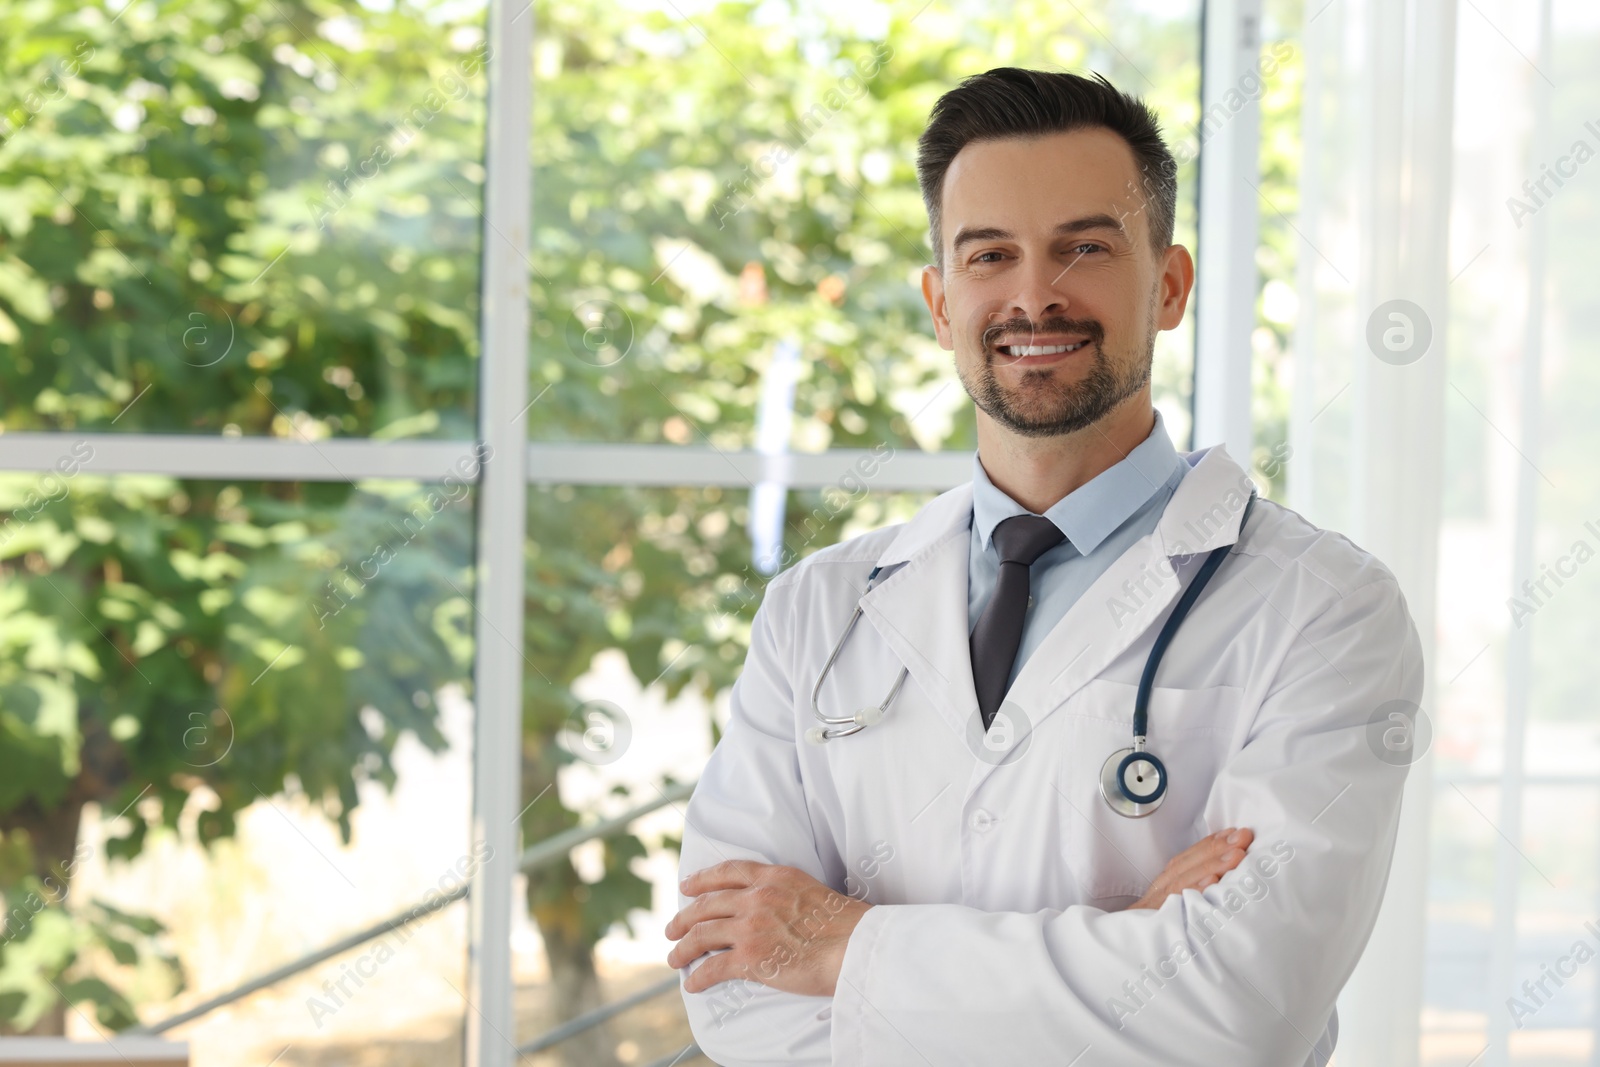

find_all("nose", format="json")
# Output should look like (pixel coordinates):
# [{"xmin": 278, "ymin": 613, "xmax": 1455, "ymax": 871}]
[{"xmin": 1007, "ymin": 253, "xmax": 1071, "ymax": 327}]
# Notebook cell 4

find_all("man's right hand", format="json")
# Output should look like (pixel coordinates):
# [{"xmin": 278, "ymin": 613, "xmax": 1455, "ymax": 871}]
[{"xmin": 1127, "ymin": 827, "xmax": 1254, "ymax": 911}]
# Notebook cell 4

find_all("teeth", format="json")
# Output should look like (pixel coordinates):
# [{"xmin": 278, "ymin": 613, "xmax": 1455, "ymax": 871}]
[{"xmin": 1001, "ymin": 341, "xmax": 1088, "ymax": 356}]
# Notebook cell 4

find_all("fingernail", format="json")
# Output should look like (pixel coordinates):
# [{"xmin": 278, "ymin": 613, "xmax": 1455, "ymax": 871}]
[{"xmin": 1227, "ymin": 830, "xmax": 1244, "ymax": 845}]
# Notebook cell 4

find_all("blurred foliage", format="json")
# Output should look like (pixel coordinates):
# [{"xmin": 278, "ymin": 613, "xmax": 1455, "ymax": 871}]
[
  {"xmin": 516, "ymin": 8, "xmax": 1202, "ymax": 1055},
  {"xmin": 0, "ymin": 0, "xmax": 1216, "ymax": 1043},
  {"xmin": 0, "ymin": 469, "xmax": 475, "ymax": 1030},
  {"xmin": 0, "ymin": 0, "xmax": 487, "ymax": 1031},
  {"xmin": 0, "ymin": 0, "xmax": 483, "ymax": 437},
  {"xmin": 0, "ymin": 831, "xmax": 183, "ymax": 1031},
  {"xmin": 525, "ymin": 0, "xmax": 1203, "ymax": 451}
]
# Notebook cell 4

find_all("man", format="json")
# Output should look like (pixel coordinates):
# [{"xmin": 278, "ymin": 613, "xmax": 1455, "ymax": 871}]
[{"xmin": 666, "ymin": 68, "xmax": 1424, "ymax": 1065}]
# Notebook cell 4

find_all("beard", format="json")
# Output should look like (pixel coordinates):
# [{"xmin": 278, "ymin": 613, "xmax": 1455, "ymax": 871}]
[{"xmin": 956, "ymin": 314, "xmax": 1154, "ymax": 438}]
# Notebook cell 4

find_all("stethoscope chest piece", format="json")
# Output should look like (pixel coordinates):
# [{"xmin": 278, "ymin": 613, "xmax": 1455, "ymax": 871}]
[{"xmin": 1099, "ymin": 740, "xmax": 1167, "ymax": 818}]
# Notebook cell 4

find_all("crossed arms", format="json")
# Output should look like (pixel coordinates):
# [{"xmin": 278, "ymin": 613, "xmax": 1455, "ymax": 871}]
[{"xmin": 669, "ymin": 569, "xmax": 1424, "ymax": 1066}]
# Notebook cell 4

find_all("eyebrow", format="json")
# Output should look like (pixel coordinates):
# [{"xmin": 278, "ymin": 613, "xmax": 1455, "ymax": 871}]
[{"xmin": 949, "ymin": 213, "xmax": 1131, "ymax": 255}]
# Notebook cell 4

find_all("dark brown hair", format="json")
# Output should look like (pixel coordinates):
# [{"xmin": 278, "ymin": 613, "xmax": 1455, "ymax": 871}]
[{"xmin": 915, "ymin": 68, "xmax": 1178, "ymax": 268}]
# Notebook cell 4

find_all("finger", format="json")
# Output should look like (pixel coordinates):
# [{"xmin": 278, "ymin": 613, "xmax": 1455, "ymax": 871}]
[
  {"xmin": 1171, "ymin": 828, "xmax": 1235, "ymax": 866},
  {"xmin": 1173, "ymin": 843, "xmax": 1253, "ymax": 894},
  {"xmin": 681, "ymin": 859, "xmax": 794, "ymax": 897},
  {"xmin": 679, "ymin": 859, "xmax": 770, "ymax": 897},
  {"xmin": 682, "ymin": 949, "xmax": 753, "ymax": 995},
  {"xmin": 1157, "ymin": 866, "xmax": 1223, "ymax": 901},
  {"xmin": 1176, "ymin": 828, "xmax": 1252, "ymax": 875},
  {"xmin": 1201, "ymin": 833, "xmax": 1254, "ymax": 880},
  {"xmin": 1190, "ymin": 844, "xmax": 1248, "ymax": 889},
  {"xmin": 664, "ymin": 888, "xmax": 743, "ymax": 940},
  {"xmin": 1134, "ymin": 829, "xmax": 1255, "ymax": 908},
  {"xmin": 666, "ymin": 917, "xmax": 739, "ymax": 970},
  {"xmin": 1159, "ymin": 831, "xmax": 1241, "ymax": 886},
  {"xmin": 1185, "ymin": 841, "xmax": 1250, "ymax": 880}
]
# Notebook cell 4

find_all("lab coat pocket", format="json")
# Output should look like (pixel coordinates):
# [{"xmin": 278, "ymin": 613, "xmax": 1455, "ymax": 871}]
[{"xmin": 1056, "ymin": 679, "xmax": 1240, "ymax": 903}]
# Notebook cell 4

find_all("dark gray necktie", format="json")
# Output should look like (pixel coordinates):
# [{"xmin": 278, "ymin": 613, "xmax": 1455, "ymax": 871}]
[{"xmin": 970, "ymin": 514, "xmax": 1066, "ymax": 731}]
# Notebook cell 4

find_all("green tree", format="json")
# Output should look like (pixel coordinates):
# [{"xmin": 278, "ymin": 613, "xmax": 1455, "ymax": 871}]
[
  {"xmin": 519, "ymin": 1, "xmax": 1197, "ymax": 1061},
  {"xmin": 0, "ymin": 0, "xmax": 484, "ymax": 1035},
  {"xmin": 0, "ymin": 0, "xmax": 1204, "ymax": 1059}
]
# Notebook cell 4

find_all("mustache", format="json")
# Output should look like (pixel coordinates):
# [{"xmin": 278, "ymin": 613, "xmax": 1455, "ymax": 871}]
[{"xmin": 980, "ymin": 316, "xmax": 1104, "ymax": 352}]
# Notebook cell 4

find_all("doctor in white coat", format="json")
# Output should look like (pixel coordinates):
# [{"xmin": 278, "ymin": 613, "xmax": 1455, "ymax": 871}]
[{"xmin": 666, "ymin": 67, "xmax": 1425, "ymax": 1066}]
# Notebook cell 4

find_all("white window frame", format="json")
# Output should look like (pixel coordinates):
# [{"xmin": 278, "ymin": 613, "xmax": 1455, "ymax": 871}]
[{"xmin": 0, "ymin": 4, "xmax": 1248, "ymax": 1062}]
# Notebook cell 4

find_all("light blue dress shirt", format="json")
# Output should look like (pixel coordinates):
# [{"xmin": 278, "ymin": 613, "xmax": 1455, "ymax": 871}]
[{"xmin": 967, "ymin": 408, "xmax": 1189, "ymax": 694}]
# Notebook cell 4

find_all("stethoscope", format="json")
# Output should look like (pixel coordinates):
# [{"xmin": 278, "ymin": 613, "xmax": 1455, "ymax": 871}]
[
  {"xmin": 806, "ymin": 491, "xmax": 1259, "ymax": 820},
  {"xmin": 804, "ymin": 565, "xmax": 910, "ymax": 745}
]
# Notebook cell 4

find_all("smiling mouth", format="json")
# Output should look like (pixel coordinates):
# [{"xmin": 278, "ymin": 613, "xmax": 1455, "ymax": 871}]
[{"xmin": 995, "ymin": 340, "xmax": 1091, "ymax": 357}]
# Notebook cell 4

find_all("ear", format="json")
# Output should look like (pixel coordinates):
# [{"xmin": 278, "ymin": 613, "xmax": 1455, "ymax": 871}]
[
  {"xmin": 1155, "ymin": 244, "xmax": 1195, "ymax": 331},
  {"xmin": 921, "ymin": 264, "xmax": 954, "ymax": 350}
]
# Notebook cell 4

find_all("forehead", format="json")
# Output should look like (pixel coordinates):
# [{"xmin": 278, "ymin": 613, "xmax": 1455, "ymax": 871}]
[{"xmin": 940, "ymin": 128, "xmax": 1148, "ymax": 244}]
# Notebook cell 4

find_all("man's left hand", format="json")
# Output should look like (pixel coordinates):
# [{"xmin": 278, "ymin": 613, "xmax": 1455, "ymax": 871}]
[{"xmin": 666, "ymin": 860, "xmax": 870, "ymax": 997}]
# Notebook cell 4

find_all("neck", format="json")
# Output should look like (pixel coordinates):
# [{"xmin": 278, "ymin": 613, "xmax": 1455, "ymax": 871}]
[{"xmin": 975, "ymin": 395, "xmax": 1156, "ymax": 515}]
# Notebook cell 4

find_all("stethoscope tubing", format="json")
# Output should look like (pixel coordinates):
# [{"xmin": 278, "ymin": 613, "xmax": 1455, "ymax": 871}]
[
  {"xmin": 809, "ymin": 566, "xmax": 910, "ymax": 740},
  {"xmin": 1132, "ymin": 490, "xmax": 1258, "ymax": 741},
  {"xmin": 809, "ymin": 490, "xmax": 1258, "ymax": 762}
]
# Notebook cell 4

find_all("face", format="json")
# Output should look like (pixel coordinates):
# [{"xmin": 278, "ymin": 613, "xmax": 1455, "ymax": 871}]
[{"xmin": 920, "ymin": 128, "xmax": 1193, "ymax": 438}]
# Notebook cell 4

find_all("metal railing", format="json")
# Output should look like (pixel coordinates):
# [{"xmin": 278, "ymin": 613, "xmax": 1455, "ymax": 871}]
[
  {"xmin": 515, "ymin": 974, "xmax": 682, "ymax": 1056},
  {"xmin": 130, "ymin": 780, "xmax": 696, "ymax": 1036},
  {"xmin": 133, "ymin": 880, "xmax": 471, "ymax": 1034},
  {"xmin": 643, "ymin": 1043, "xmax": 703, "ymax": 1067}
]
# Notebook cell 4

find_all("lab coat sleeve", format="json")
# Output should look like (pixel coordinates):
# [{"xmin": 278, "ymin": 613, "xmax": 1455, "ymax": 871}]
[
  {"xmin": 675, "ymin": 572, "xmax": 839, "ymax": 1066},
  {"xmin": 831, "ymin": 573, "xmax": 1426, "ymax": 1066}
]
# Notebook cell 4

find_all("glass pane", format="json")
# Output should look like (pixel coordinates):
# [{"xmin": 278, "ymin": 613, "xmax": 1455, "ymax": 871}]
[
  {"xmin": 0, "ymin": 0, "xmax": 487, "ymax": 438},
  {"xmin": 1250, "ymin": 0, "xmax": 1304, "ymax": 498},
  {"xmin": 1419, "ymin": 3, "xmax": 1600, "ymax": 1061},
  {"xmin": 0, "ymin": 470, "xmax": 476, "ymax": 1050},
  {"xmin": 528, "ymin": 0, "xmax": 1203, "ymax": 449},
  {"xmin": 516, "ymin": 483, "xmax": 932, "ymax": 1061}
]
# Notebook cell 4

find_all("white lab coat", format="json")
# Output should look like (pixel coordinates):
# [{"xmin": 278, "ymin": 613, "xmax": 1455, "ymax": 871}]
[{"xmin": 677, "ymin": 442, "xmax": 1425, "ymax": 1066}]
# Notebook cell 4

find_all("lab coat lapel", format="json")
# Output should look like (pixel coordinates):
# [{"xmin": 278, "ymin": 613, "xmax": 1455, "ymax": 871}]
[
  {"xmin": 857, "ymin": 483, "xmax": 983, "ymax": 745},
  {"xmin": 970, "ymin": 444, "xmax": 1258, "ymax": 787},
  {"xmin": 852, "ymin": 445, "xmax": 1257, "ymax": 772}
]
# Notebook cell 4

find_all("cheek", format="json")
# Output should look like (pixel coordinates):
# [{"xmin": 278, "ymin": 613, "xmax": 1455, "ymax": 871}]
[
  {"xmin": 1084, "ymin": 286, "xmax": 1150, "ymax": 339},
  {"xmin": 950, "ymin": 289, "xmax": 1013, "ymax": 341}
]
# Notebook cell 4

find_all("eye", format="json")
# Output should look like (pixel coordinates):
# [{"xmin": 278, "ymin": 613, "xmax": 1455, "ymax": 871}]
[
  {"xmin": 973, "ymin": 251, "xmax": 1006, "ymax": 264},
  {"xmin": 1068, "ymin": 242, "xmax": 1106, "ymax": 255}
]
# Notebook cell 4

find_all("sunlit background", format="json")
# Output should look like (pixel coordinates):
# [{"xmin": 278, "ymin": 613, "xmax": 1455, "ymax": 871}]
[{"xmin": 0, "ymin": 0, "xmax": 1595, "ymax": 1064}]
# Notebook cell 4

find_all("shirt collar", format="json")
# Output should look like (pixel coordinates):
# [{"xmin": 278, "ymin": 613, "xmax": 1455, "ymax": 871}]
[{"xmin": 970, "ymin": 407, "xmax": 1185, "ymax": 556}]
